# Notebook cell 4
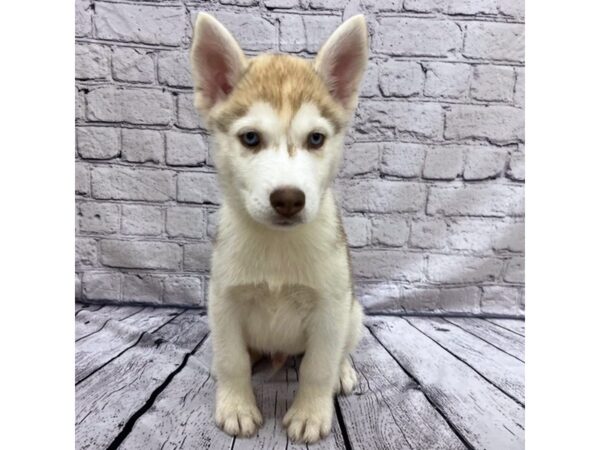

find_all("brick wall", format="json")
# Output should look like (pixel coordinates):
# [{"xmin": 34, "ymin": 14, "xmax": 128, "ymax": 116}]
[{"xmin": 75, "ymin": 0, "xmax": 525, "ymax": 315}]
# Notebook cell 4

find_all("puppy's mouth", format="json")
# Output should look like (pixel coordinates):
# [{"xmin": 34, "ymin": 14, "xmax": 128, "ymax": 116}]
[{"xmin": 271, "ymin": 217, "xmax": 303, "ymax": 228}]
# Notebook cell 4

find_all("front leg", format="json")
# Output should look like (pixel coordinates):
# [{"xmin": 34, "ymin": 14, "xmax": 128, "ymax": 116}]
[
  {"xmin": 209, "ymin": 293, "xmax": 262, "ymax": 437},
  {"xmin": 283, "ymin": 302, "xmax": 347, "ymax": 443}
]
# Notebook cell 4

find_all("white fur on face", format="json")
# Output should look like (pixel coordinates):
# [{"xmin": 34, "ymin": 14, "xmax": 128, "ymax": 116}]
[{"xmin": 214, "ymin": 102, "xmax": 344, "ymax": 229}]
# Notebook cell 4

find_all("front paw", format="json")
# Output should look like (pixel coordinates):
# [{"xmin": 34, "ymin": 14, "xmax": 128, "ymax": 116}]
[
  {"xmin": 283, "ymin": 395, "xmax": 333, "ymax": 443},
  {"xmin": 215, "ymin": 390, "xmax": 263, "ymax": 437}
]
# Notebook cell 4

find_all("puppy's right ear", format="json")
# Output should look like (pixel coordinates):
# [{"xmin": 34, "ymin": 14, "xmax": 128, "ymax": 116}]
[{"xmin": 191, "ymin": 14, "xmax": 247, "ymax": 115}]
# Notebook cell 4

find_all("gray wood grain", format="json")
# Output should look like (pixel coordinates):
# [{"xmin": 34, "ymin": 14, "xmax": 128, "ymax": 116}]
[
  {"xmin": 76, "ymin": 310, "xmax": 209, "ymax": 450},
  {"xmin": 487, "ymin": 319, "xmax": 525, "ymax": 336},
  {"xmin": 75, "ymin": 304, "xmax": 102, "ymax": 315},
  {"xmin": 406, "ymin": 317, "xmax": 524, "ymax": 405},
  {"xmin": 445, "ymin": 318, "xmax": 524, "ymax": 362},
  {"xmin": 368, "ymin": 316, "xmax": 524, "ymax": 450},
  {"xmin": 75, "ymin": 305, "xmax": 143, "ymax": 341},
  {"xmin": 75, "ymin": 307, "xmax": 181, "ymax": 384},
  {"xmin": 338, "ymin": 328, "xmax": 467, "ymax": 450},
  {"xmin": 119, "ymin": 336, "xmax": 235, "ymax": 450},
  {"xmin": 121, "ymin": 339, "xmax": 344, "ymax": 449}
]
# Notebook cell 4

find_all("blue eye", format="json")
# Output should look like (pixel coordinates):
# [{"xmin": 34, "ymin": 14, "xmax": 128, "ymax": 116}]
[
  {"xmin": 240, "ymin": 131, "xmax": 261, "ymax": 148},
  {"xmin": 307, "ymin": 132, "xmax": 325, "ymax": 149}
]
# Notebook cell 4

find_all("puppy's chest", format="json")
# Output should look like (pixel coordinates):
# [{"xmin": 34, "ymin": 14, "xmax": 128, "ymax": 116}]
[{"xmin": 229, "ymin": 283, "xmax": 318, "ymax": 354}]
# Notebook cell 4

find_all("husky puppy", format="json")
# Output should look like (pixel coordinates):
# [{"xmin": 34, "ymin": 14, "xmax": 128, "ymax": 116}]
[{"xmin": 190, "ymin": 13, "xmax": 368, "ymax": 443}]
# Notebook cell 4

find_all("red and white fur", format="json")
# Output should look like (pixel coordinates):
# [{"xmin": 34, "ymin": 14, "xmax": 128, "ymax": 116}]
[{"xmin": 190, "ymin": 13, "xmax": 369, "ymax": 443}]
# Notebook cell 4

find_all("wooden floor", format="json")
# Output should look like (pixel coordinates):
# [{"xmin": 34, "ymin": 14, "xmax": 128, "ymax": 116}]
[{"xmin": 75, "ymin": 303, "xmax": 525, "ymax": 450}]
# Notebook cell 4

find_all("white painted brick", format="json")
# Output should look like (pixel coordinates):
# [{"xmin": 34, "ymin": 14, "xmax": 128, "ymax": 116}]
[
  {"xmin": 265, "ymin": 0, "xmax": 299, "ymax": 7},
  {"xmin": 112, "ymin": 47, "xmax": 155, "ymax": 84},
  {"xmin": 76, "ymin": 163, "xmax": 90, "ymax": 196},
  {"xmin": 87, "ymin": 87, "xmax": 173, "ymax": 125},
  {"xmin": 428, "ymin": 184, "xmax": 524, "ymax": 217},
  {"xmin": 177, "ymin": 93, "xmax": 204, "ymax": 130},
  {"xmin": 340, "ymin": 142, "xmax": 379, "ymax": 177},
  {"xmin": 353, "ymin": 101, "xmax": 396, "ymax": 139},
  {"xmin": 76, "ymin": 238, "xmax": 97, "ymax": 268},
  {"xmin": 445, "ymin": 104, "xmax": 524, "ymax": 143},
  {"xmin": 354, "ymin": 281, "xmax": 402, "ymax": 312},
  {"xmin": 123, "ymin": 274, "xmax": 163, "ymax": 303},
  {"xmin": 121, "ymin": 129, "xmax": 164, "ymax": 164},
  {"xmin": 207, "ymin": 209, "xmax": 220, "ymax": 241},
  {"xmin": 351, "ymin": 250, "xmax": 425, "ymax": 281},
  {"xmin": 75, "ymin": 0, "xmax": 93, "ymax": 37},
  {"xmin": 403, "ymin": 0, "xmax": 446, "ymax": 13},
  {"xmin": 464, "ymin": 22, "xmax": 524, "ymax": 62},
  {"xmin": 342, "ymin": 215, "xmax": 371, "ymax": 247},
  {"xmin": 177, "ymin": 172, "xmax": 221, "ymax": 204},
  {"xmin": 76, "ymin": 89, "xmax": 86, "ymax": 121},
  {"xmin": 514, "ymin": 67, "xmax": 524, "ymax": 108},
  {"xmin": 424, "ymin": 63, "xmax": 470, "ymax": 99},
  {"xmin": 507, "ymin": 151, "xmax": 525, "ymax": 181},
  {"xmin": 211, "ymin": 12, "xmax": 277, "ymax": 52},
  {"xmin": 396, "ymin": 102, "xmax": 445, "ymax": 138},
  {"xmin": 77, "ymin": 127, "xmax": 120, "ymax": 160},
  {"xmin": 481, "ymin": 286, "xmax": 521, "ymax": 314},
  {"xmin": 76, "ymin": 44, "xmax": 110, "ymax": 80},
  {"xmin": 75, "ymin": 274, "xmax": 82, "ymax": 300},
  {"xmin": 372, "ymin": 216, "xmax": 410, "ymax": 246},
  {"xmin": 360, "ymin": 64, "xmax": 380, "ymax": 98},
  {"xmin": 428, "ymin": 255, "xmax": 503, "ymax": 283},
  {"xmin": 121, "ymin": 205, "xmax": 163, "ymax": 236},
  {"xmin": 423, "ymin": 146, "xmax": 464, "ymax": 180},
  {"xmin": 497, "ymin": 0, "xmax": 525, "ymax": 20},
  {"xmin": 493, "ymin": 222, "xmax": 525, "ymax": 252},
  {"xmin": 430, "ymin": 286, "xmax": 481, "ymax": 313},
  {"xmin": 78, "ymin": 202, "xmax": 120, "ymax": 234},
  {"xmin": 471, "ymin": 65, "xmax": 515, "ymax": 102},
  {"xmin": 166, "ymin": 206, "xmax": 205, "ymax": 238},
  {"xmin": 83, "ymin": 272, "xmax": 121, "ymax": 301},
  {"xmin": 409, "ymin": 220, "xmax": 448, "ymax": 249},
  {"xmin": 164, "ymin": 276, "xmax": 203, "ymax": 305},
  {"xmin": 100, "ymin": 240, "xmax": 182, "ymax": 270},
  {"xmin": 166, "ymin": 132, "xmax": 207, "ymax": 166},
  {"xmin": 183, "ymin": 242, "xmax": 213, "ymax": 272},
  {"xmin": 504, "ymin": 256, "xmax": 524, "ymax": 283},
  {"xmin": 360, "ymin": 0, "xmax": 402, "ymax": 11},
  {"xmin": 379, "ymin": 61, "xmax": 423, "ymax": 97},
  {"xmin": 92, "ymin": 167, "xmax": 176, "ymax": 202},
  {"xmin": 220, "ymin": 0, "xmax": 258, "ymax": 5},
  {"xmin": 95, "ymin": 2, "xmax": 185, "ymax": 46},
  {"xmin": 463, "ymin": 146, "xmax": 507, "ymax": 180},
  {"xmin": 446, "ymin": 219, "xmax": 497, "ymax": 252},
  {"xmin": 280, "ymin": 14, "xmax": 340, "ymax": 53},
  {"xmin": 374, "ymin": 18, "xmax": 462, "ymax": 57},
  {"xmin": 447, "ymin": 0, "xmax": 497, "ymax": 15},
  {"xmin": 339, "ymin": 180, "xmax": 426, "ymax": 213},
  {"xmin": 158, "ymin": 51, "xmax": 193, "ymax": 88},
  {"xmin": 309, "ymin": 0, "xmax": 347, "ymax": 9},
  {"xmin": 381, "ymin": 143, "xmax": 426, "ymax": 178}
]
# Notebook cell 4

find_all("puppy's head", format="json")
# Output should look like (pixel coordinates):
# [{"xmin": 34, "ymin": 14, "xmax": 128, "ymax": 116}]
[{"xmin": 190, "ymin": 14, "xmax": 368, "ymax": 229}]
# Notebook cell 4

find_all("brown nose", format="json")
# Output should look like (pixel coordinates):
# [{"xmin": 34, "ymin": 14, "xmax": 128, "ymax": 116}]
[{"xmin": 270, "ymin": 187, "xmax": 305, "ymax": 218}]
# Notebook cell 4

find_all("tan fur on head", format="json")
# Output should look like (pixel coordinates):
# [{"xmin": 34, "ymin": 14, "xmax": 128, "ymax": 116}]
[{"xmin": 190, "ymin": 13, "xmax": 369, "ymax": 132}]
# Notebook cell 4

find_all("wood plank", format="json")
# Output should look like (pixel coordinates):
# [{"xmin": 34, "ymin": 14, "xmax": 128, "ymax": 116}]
[
  {"xmin": 445, "ymin": 318, "xmax": 524, "ymax": 362},
  {"xmin": 368, "ymin": 316, "xmax": 524, "ymax": 450},
  {"xmin": 118, "ymin": 336, "xmax": 235, "ymax": 450},
  {"xmin": 337, "ymin": 328, "xmax": 467, "ymax": 450},
  {"xmin": 406, "ymin": 317, "xmax": 524, "ymax": 405},
  {"xmin": 75, "ymin": 307, "xmax": 182, "ymax": 384},
  {"xmin": 487, "ymin": 319, "xmax": 525, "ymax": 337},
  {"xmin": 76, "ymin": 311, "xmax": 209, "ymax": 450},
  {"xmin": 75, "ymin": 305, "xmax": 143, "ymax": 341},
  {"xmin": 120, "ymin": 340, "xmax": 345, "ymax": 449}
]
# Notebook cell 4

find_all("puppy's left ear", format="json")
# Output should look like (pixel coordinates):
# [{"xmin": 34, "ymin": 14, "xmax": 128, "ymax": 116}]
[{"xmin": 315, "ymin": 15, "xmax": 369, "ymax": 111}]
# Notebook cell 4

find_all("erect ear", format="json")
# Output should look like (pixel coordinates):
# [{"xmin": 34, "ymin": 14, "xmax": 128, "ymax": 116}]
[
  {"xmin": 314, "ymin": 15, "xmax": 369, "ymax": 110},
  {"xmin": 190, "ymin": 13, "xmax": 247, "ymax": 115}
]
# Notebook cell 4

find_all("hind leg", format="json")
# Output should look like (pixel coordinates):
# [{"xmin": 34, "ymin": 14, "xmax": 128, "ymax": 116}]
[{"xmin": 335, "ymin": 300, "xmax": 363, "ymax": 395}]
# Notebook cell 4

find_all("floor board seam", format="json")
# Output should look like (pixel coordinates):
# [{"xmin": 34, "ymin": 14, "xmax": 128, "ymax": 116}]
[
  {"xmin": 365, "ymin": 325, "xmax": 476, "ymax": 450},
  {"xmin": 334, "ymin": 396, "xmax": 353, "ymax": 450},
  {"xmin": 483, "ymin": 319, "xmax": 525, "ymax": 337},
  {"xmin": 105, "ymin": 332, "xmax": 211, "ymax": 450},
  {"xmin": 442, "ymin": 318, "xmax": 525, "ymax": 363},
  {"xmin": 403, "ymin": 318, "xmax": 525, "ymax": 407}
]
